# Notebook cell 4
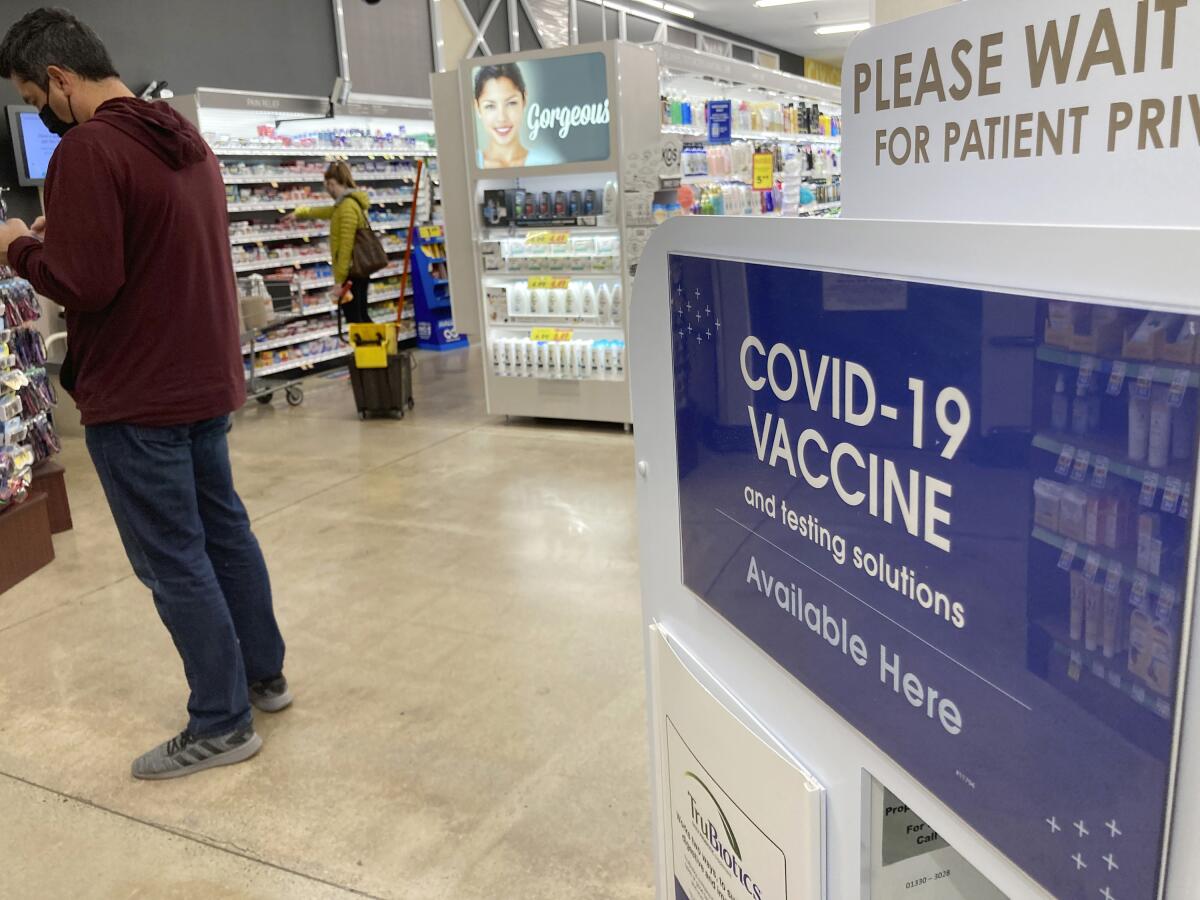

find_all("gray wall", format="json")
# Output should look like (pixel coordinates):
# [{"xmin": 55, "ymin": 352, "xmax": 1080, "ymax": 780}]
[
  {"xmin": 0, "ymin": 0, "xmax": 340, "ymax": 219},
  {"xmin": 342, "ymin": 0, "xmax": 435, "ymax": 97}
]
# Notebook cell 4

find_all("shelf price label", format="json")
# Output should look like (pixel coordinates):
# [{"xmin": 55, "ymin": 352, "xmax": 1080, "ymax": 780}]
[
  {"xmin": 1135, "ymin": 365, "xmax": 1156, "ymax": 399},
  {"xmin": 1168, "ymin": 368, "xmax": 1190, "ymax": 407},
  {"xmin": 1055, "ymin": 444, "xmax": 1076, "ymax": 476},
  {"xmin": 1107, "ymin": 360, "xmax": 1128, "ymax": 396},
  {"xmin": 752, "ymin": 153, "xmax": 775, "ymax": 190},
  {"xmin": 525, "ymin": 231, "xmax": 570, "ymax": 246},
  {"xmin": 1162, "ymin": 477, "xmax": 1183, "ymax": 514},
  {"xmin": 1070, "ymin": 450, "xmax": 1091, "ymax": 483},
  {"xmin": 530, "ymin": 327, "xmax": 573, "ymax": 341},
  {"xmin": 1104, "ymin": 562, "xmax": 1123, "ymax": 595},
  {"xmin": 1058, "ymin": 540, "xmax": 1078, "ymax": 571},
  {"xmin": 1083, "ymin": 551, "xmax": 1101, "ymax": 580},
  {"xmin": 1131, "ymin": 573, "xmax": 1150, "ymax": 609},
  {"xmin": 528, "ymin": 276, "xmax": 570, "ymax": 290},
  {"xmin": 1077, "ymin": 356, "xmax": 1096, "ymax": 391},
  {"xmin": 1139, "ymin": 471, "xmax": 1161, "ymax": 507}
]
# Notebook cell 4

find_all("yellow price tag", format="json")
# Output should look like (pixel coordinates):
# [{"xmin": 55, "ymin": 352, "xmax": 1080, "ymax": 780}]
[
  {"xmin": 528, "ymin": 276, "xmax": 570, "ymax": 290},
  {"xmin": 419, "ymin": 225, "xmax": 444, "ymax": 239},
  {"xmin": 531, "ymin": 328, "xmax": 574, "ymax": 341},
  {"xmin": 752, "ymin": 153, "xmax": 775, "ymax": 191},
  {"xmin": 524, "ymin": 231, "xmax": 569, "ymax": 246}
]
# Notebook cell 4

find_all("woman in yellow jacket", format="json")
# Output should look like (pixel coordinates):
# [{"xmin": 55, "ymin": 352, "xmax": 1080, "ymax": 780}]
[{"xmin": 284, "ymin": 161, "xmax": 373, "ymax": 323}]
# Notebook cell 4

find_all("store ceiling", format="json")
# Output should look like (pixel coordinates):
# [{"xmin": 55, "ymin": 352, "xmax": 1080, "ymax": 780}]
[{"xmin": 684, "ymin": 0, "xmax": 870, "ymax": 64}]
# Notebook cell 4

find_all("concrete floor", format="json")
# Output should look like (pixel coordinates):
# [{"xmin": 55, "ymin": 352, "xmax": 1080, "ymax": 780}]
[{"xmin": 0, "ymin": 348, "xmax": 655, "ymax": 899}]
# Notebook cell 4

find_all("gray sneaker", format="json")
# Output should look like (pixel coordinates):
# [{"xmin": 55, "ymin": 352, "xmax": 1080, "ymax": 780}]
[
  {"xmin": 249, "ymin": 675, "xmax": 293, "ymax": 713},
  {"xmin": 131, "ymin": 724, "xmax": 262, "ymax": 780}
]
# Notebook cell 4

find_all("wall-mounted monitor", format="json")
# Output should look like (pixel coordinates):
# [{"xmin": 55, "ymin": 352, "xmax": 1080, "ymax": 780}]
[
  {"xmin": 7, "ymin": 105, "xmax": 60, "ymax": 187},
  {"xmin": 468, "ymin": 50, "xmax": 611, "ymax": 173}
]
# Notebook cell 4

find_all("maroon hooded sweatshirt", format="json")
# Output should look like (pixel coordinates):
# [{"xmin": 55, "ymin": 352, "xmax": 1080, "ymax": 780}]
[{"xmin": 9, "ymin": 97, "xmax": 243, "ymax": 427}]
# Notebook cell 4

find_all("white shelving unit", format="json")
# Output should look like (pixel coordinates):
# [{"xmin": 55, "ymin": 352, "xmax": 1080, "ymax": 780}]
[
  {"xmin": 170, "ymin": 87, "xmax": 441, "ymax": 380},
  {"xmin": 434, "ymin": 41, "xmax": 662, "ymax": 426}
]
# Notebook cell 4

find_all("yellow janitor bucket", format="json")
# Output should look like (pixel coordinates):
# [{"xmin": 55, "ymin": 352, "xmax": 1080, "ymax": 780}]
[{"xmin": 349, "ymin": 323, "xmax": 397, "ymax": 369}]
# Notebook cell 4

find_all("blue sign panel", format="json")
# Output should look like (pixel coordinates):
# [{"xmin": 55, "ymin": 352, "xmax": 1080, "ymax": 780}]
[
  {"xmin": 670, "ymin": 254, "xmax": 1194, "ymax": 900},
  {"xmin": 706, "ymin": 100, "xmax": 732, "ymax": 145}
]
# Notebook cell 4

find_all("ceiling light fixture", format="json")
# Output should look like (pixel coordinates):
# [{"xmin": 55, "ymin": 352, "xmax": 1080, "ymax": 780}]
[
  {"xmin": 813, "ymin": 21, "xmax": 871, "ymax": 34},
  {"xmin": 753, "ymin": 0, "xmax": 819, "ymax": 7},
  {"xmin": 662, "ymin": 2, "xmax": 695, "ymax": 17}
]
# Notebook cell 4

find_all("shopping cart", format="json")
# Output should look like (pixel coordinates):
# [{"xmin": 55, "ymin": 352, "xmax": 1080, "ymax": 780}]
[{"xmin": 242, "ymin": 278, "xmax": 306, "ymax": 408}]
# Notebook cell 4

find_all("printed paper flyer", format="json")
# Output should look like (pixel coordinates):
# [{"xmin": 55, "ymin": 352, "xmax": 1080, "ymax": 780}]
[{"xmin": 652, "ymin": 627, "xmax": 824, "ymax": 900}]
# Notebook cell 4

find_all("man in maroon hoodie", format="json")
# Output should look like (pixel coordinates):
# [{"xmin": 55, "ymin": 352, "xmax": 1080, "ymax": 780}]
[{"xmin": 0, "ymin": 9, "xmax": 291, "ymax": 779}]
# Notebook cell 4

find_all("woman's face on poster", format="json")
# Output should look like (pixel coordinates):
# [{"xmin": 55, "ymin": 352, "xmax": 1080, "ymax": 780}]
[{"xmin": 476, "ymin": 77, "xmax": 525, "ymax": 146}]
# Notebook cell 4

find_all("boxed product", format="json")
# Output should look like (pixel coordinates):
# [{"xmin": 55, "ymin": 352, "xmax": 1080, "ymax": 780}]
[
  {"xmin": 480, "ymin": 241, "xmax": 503, "ymax": 271},
  {"xmin": 1070, "ymin": 307, "xmax": 1127, "ymax": 356},
  {"xmin": 1122, "ymin": 312, "xmax": 1181, "ymax": 360},
  {"xmin": 1137, "ymin": 512, "xmax": 1161, "ymax": 575},
  {"xmin": 1128, "ymin": 609, "xmax": 1175, "ymax": 696},
  {"xmin": 1160, "ymin": 317, "xmax": 1200, "ymax": 365},
  {"xmin": 1101, "ymin": 582, "xmax": 1126, "ymax": 658},
  {"xmin": 1033, "ymin": 478, "xmax": 1063, "ymax": 531},
  {"xmin": 1059, "ymin": 486, "xmax": 1089, "ymax": 542},
  {"xmin": 1044, "ymin": 301, "xmax": 1077, "ymax": 349},
  {"xmin": 480, "ymin": 190, "xmax": 513, "ymax": 227},
  {"xmin": 1084, "ymin": 577, "xmax": 1104, "ymax": 652},
  {"xmin": 1069, "ymin": 569, "xmax": 1086, "ymax": 641}
]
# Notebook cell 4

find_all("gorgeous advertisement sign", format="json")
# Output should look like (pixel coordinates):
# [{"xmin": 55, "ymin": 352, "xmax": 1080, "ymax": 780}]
[
  {"xmin": 471, "ymin": 52, "xmax": 611, "ymax": 170},
  {"xmin": 670, "ymin": 254, "xmax": 1196, "ymax": 899}
]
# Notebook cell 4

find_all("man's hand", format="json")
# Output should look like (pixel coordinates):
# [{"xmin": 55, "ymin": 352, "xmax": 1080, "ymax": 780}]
[
  {"xmin": 30, "ymin": 216, "xmax": 46, "ymax": 239},
  {"xmin": 0, "ymin": 218, "xmax": 32, "ymax": 266}
]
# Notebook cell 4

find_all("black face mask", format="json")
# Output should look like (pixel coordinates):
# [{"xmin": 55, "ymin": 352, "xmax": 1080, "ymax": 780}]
[{"xmin": 39, "ymin": 85, "xmax": 76, "ymax": 137}]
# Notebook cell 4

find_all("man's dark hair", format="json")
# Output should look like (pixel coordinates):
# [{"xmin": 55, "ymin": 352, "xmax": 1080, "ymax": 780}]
[{"xmin": 0, "ymin": 8, "xmax": 118, "ymax": 91}]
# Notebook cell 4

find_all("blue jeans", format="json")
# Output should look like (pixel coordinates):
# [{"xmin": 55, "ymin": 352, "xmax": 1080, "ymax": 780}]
[{"xmin": 86, "ymin": 415, "xmax": 284, "ymax": 738}]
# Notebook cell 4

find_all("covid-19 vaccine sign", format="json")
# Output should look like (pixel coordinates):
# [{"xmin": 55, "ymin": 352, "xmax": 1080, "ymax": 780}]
[{"xmin": 669, "ymin": 254, "xmax": 1196, "ymax": 899}]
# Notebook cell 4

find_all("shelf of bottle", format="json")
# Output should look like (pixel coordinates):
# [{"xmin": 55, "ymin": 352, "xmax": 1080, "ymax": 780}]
[
  {"xmin": 222, "ymin": 172, "xmax": 417, "ymax": 186},
  {"xmin": 229, "ymin": 221, "xmax": 408, "ymax": 244},
  {"xmin": 294, "ymin": 290, "xmax": 411, "ymax": 318},
  {"xmin": 234, "ymin": 245, "xmax": 406, "ymax": 274},
  {"xmin": 490, "ymin": 320, "xmax": 623, "ymax": 331},
  {"xmin": 1032, "ymin": 431, "xmax": 1193, "ymax": 492},
  {"xmin": 491, "ymin": 372, "xmax": 627, "ymax": 384},
  {"xmin": 246, "ymin": 346, "xmax": 352, "ymax": 377},
  {"xmin": 1037, "ymin": 617, "xmax": 1173, "ymax": 720},
  {"xmin": 1036, "ymin": 345, "xmax": 1200, "ymax": 388},
  {"xmin": 227, "ymin": 193, "xmax": 413, "ymax": 213},
  {"xmin": 661, "ymin": 125, "xmax": 840, "ymax": 145},
  {"xmin": 481, "ymin": 225, "xmax": 621, "ymax": 240},
  {"xmin": 484, "ymin": 269, "xmax": 621, "ymax": 279},
  {"xmin": 213, "ymin": 145, "xmax": 436, "ymax": 158},
  {"xmin": 797, "ymin": 202, "xmax": 843, "ymax": 214},
  {"xmin": 1031, "ymin": 525, "xmax": 1177, "ymax": 595},
  {"xmin": 243, "ymin": 308, "xmax": 415, "ymax": 354},
  {"xmin": 297, "ymin": 268, "xmax": 404, "ymax": 292}
]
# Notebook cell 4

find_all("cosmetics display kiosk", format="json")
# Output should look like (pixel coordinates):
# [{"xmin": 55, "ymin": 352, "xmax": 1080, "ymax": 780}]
[
  {"xmin": 434, "ymin": 42, "xmax": 662, "ymax": 425},
  {"xmin": 171, "ymin": 89, "xmax": 440, "ymax": 378},
  {"xmin": 632, "ymin": 2, "xmax": 1200, "ymax": 899}
]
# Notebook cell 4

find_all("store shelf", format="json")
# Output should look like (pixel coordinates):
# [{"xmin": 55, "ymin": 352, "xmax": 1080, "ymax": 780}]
[
  {"xmin": 492, "ymin": 320, "xmax": 623, "ymax": 331},
  {"xmin": 796, "ymin": 202, "xmax": 842, "ymax": 217},
  {"xmin": 243, "ymin": 325, "xmax": 338, "ymax": 354},
  {"xmin": 1032, "ymin": 431, "xmax": 1193, "ymax": 491},
  {"xmin": 1036, "ymin": 344, "xmax": 1200, "ymax": 388},
  {"xmin": 1038, "ymin": 617, "xmax": 1173, "ymax": 721},
  {"xmin": 223, "ymin": 172, "xmax": 416, "ymax": 185},
  {"xmin": 229, "ymin": 221, "xmax": 408, "ymax": 244},
  {"xmin": 234, "ymin": 254, "xmax": 328, "ymax": 273},
  {"xmin": 661, "ymin": 124, "xmax": 840, "ymax": 144},
  {"xmin": 246, "ymin": 346, "xmax": 353, "ymax": 377},
  {"xmin": 213, "ymin": 145, "xmax": 436, "ymax": 158},
  {"xmin": 296, "ymin": 289, "xmax": 411, "ymax": 317},
  {"xmin": 481, "ymin": 225, "xmax": 620, "ymax": 240},
  {"xmin": 298, "ymin": 268, "xmax": 404, "ymax": 292},
  {"xmin": 1030, "ymin": 525, "xmax": 1177, "ymax": 595},
  {"xmin": 484, "ymin": 269, "xmax": 621, "ymax": 279},
  {"xmin": 227, "ymin": 193, "xmax": 413, "ymax": 213}
]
